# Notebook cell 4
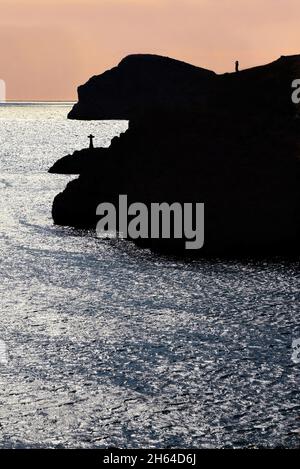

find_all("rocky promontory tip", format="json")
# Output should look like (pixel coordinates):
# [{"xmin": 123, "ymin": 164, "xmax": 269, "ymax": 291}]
[
  {"xmin": 68, "ymin": 54, "xmax": 216, "ymax": 120},
  {"xmin": 52, "ymin": 54, "xmax": 300, "ymax": 256}
]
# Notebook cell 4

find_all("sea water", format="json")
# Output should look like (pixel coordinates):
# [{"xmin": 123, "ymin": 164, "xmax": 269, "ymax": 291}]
[{"xmin": 0, "ymin": 104, "xmax": 299, "ymax": 448}]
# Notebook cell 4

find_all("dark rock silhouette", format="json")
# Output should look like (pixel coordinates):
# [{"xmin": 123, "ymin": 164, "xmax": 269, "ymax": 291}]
[
  {"xmin": 49, "ymin": 148, "xmax": 100, "ymax": 175},
  {"xmin": 51, "ymin": 54, "xmax": 300, "ymax": 255},
  {"xmin": 68, "ymin": 54, "xmax": 216, "ymax": 120}
]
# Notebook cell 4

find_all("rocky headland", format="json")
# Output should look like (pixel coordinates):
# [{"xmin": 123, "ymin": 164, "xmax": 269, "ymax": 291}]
[{"xmin": 50, "ymin": 54, "xmax": 300, "ymax": 255}]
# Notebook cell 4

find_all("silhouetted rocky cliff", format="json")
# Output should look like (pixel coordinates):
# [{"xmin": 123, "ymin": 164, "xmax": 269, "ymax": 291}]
[
  {"xmin": 51, "ymin": 54, "xmax": 300, "ymax": 255},
  {"xmin": 68, "ymin": 54, "xmax": 216, "ymax": 120}
]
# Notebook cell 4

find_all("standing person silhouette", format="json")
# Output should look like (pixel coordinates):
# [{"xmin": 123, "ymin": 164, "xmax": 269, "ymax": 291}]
[{"xmin": 235, "ymin": 60, "xmax": 239, "ymax": 72}]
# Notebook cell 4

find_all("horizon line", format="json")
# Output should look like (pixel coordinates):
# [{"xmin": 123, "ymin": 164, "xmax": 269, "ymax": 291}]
[{"xmin": 1, "ymin": 100, "xmax": 76, "ymax": 104}]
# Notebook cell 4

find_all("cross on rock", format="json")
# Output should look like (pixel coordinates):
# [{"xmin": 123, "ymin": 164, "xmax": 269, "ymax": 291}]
[{"xmin": 88, "ymin": 134, "xmax": 95, "ymax": 149}]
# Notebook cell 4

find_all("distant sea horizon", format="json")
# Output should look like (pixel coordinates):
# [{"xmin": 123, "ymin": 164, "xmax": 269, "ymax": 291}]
[{"xmin": 0, "ymin": 101, "xmax": 76, "ymax": 105}]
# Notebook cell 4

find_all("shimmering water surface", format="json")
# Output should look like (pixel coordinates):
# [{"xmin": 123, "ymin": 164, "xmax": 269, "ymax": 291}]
[{"xmin": 0, "ymin": 104, "xmax": 299, "ymax": 448}]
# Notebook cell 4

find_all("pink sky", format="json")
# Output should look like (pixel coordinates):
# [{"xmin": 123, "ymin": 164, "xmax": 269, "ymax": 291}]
[{"xmin": 0, "ymin": 0, "xmax": 299, "ymax": 101}]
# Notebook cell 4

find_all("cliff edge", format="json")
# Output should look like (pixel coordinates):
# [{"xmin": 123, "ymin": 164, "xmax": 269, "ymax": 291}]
[{"xmin": 51, "ymin": 54, "xmax": 300, "ymax": 255}]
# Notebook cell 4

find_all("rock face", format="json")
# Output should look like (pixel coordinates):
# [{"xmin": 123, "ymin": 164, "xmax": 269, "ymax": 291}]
[
  {"xmin": 49, "ymin": 149, "xmax": 104, "ymax": 174},
  {"xmin": 52, "ymin": 54, "xmax": 300, "ymax": 255},
  {"xmin": 68, "ymin": 54, "xmax": 216, "ymax": 120}
]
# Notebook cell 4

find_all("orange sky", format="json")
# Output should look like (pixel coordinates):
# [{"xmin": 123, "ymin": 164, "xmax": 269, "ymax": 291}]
[{"xmin": 0, "ymin": 0, "xmax": 299, "ymax": 101}]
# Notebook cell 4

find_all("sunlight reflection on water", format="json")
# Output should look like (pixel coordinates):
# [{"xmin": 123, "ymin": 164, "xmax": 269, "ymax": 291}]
[{"xmin": 0, "ymin": 105, "xmax": 299, "ymax": 449}]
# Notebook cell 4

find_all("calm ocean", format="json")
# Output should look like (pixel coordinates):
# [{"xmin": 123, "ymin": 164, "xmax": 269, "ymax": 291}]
[{"xmin": 0, "ymin": 104, "xmax": 299, "ymax": 448}]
